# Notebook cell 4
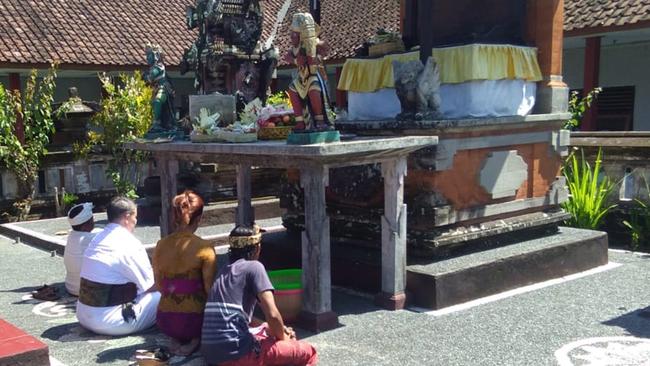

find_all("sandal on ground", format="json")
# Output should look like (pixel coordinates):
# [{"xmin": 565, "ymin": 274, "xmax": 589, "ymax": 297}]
[
  {"xmin": 134, "ymin": 347, "xmax": 171, "ymax": 366},
  {"xmin": 32, "ymin": 285, "xmax": 60, "ymax": 301}
]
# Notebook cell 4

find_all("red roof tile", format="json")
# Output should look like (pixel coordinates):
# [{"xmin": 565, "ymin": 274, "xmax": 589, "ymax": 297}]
[
  {"xmin": 271, "ymin": 0, "xmax": 400, "ymax": 65},
  {"xmin": 8, "ymin": 0, "xmax": 642, "ymax": 68},
  {"xmin": 565, "ymin": 0, "xmax": 650, "ymax": 33},
  {"xmin": 0, "ymin": 0, "xmax": 196, "ymax": 67},
  {"xmin": 0, "ymin": 0, "xmax": 399, "ymax": 68}
]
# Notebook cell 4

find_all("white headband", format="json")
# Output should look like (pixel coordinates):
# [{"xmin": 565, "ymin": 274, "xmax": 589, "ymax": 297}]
[{"xmin": 68, "ymin": 202, "xmax": 94, "ymax": 226}]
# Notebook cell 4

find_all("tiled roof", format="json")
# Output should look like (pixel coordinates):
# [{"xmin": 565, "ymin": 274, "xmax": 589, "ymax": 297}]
[
  {"xmin": 2, "ymin": 0, "xmax": 650, "ymax": 68},
  {"xmin": 565, "ymin": 0, "xmax": 650, "ymax": 33},
  {"xmin": 0, "ymin": 0, "xmax": 196, "ymax": 67},
  {"xmin": 269, "ymin": 0, "xmax": 401, "ymax": 64},
  {"xmin": 0, "ymin": 0, "xmax": 399, "ymax": 68}
]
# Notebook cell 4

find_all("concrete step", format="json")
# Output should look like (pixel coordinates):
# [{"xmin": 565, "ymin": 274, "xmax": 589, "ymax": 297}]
[
  {"xmin": 406, "ymin": 226, "xmax": 608, "ymax": 310},
  {"xmin": 0, "ymin": 319, "xmax": 49, "ymax": 366}
]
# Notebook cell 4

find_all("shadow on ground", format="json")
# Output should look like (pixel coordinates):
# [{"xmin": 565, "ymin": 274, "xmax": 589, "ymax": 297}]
[{"xmin": 603, "ymin": 305, "xmax": 650, "ymax": 337}]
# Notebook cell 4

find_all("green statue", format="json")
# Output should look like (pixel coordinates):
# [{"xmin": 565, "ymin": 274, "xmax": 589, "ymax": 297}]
[{"xmin": 144, "ymin": 43, "xmax": 177, "ymax": 138}]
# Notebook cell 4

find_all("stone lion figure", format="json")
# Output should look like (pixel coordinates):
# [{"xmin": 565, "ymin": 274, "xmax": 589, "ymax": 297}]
[{"xmin": 393, "ymin": 56, "xmax": 442, "ymax": 120}]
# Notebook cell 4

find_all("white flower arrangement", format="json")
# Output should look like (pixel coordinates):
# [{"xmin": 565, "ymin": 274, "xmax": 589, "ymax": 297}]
[
  {"xmin": 192, "ymin": 107, "xmax": 221, "ymax": 135},
  {"xmin": 238, "ymin": 98, "xmax": 264, "ymax": 124}
]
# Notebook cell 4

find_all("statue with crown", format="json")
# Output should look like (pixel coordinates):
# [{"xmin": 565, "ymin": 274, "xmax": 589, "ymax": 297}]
[{"xmin": 284, "ymin": 12, "xmax": 340, "ymax": 144}]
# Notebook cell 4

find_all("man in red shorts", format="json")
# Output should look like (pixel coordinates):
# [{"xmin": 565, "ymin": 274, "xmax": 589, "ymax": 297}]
[{"xmin": 200, "ymin": 224, "xmax": 317, "ymax": 366}]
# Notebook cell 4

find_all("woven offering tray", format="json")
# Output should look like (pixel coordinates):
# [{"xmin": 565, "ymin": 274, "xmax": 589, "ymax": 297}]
[
  {"xmin": 258, "ymin": 126, "xmax": 293, "ymax": 140},
  {"xmin": 190, "ymin": 131, "xmax": 258, "ymax": 143},
  {"xmin": 190, "ymin": 133, "xmax": 221, "ymax": 143}
]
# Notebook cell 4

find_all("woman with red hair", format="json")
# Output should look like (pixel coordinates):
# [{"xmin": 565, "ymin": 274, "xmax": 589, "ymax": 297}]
[{"xmin": 152, "ymin": 190, "xmax": 216, "ymax": 355}]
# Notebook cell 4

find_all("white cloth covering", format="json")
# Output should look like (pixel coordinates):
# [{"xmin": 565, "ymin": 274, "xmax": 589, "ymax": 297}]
[
  {"xmin": 68, "ymin": 202, "xmax": 94, "ymax": 226},
  {"xmin": 76, "ymin": 223, "xmax": 160, "ymax": 336},
  {"xmin": 439, "ymin": 79, "xmax": 536, "ymax": 118},
  {"xmin": 347, "ymin": 88, "xmax": 402, "ymax": 121},
  {"xmin": 346, "ymin": 79, "xmax": 537, "ymax": 120},
  {"xmin": 63, "ymin": 228, "xmax": 101, "ymax": 296}
]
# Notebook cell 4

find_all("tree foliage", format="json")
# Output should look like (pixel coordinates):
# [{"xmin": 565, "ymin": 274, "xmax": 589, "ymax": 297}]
[
  {"xmin": 565, "ymin": 87, "xmax": 602, "ymax": 130},
  {"xmin": 0, "ymin": 64, "xmax": 58, "ymax": 220},
  {"xmin": 74, "ymin": 73, "xmax": 153, "ymax": 199}
]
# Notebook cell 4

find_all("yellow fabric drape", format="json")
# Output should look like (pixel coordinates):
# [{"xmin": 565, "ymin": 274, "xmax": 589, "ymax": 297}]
[
  {"xmin": 337, "ymin": 44, "xmax": 543, "ymax": 93},
  {"xmin": 337, "ymin": 51, "xmax": 419, "ymax": 93}
]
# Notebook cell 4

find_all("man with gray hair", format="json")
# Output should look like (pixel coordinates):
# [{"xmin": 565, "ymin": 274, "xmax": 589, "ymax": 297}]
[{"xmin": 76, "ymin": 196, "xmax": 160, "ymax": 336}]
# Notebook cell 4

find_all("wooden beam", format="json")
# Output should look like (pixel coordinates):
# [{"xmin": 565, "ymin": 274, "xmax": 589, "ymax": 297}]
[
  {"xmin": 581, "ymin": 36, "xmax": 601, "ymax": 132},
  {"xmin": 375, "ymin": 156, "xmax": 408, "ymax": 310},
  {"xmin": 157, "ymin": 156, "xmax": 179, "ymax": 237},
  {"xmin": 402, "ymin": 0, "xmax": 418, "ymax": 48},
  {"xmin": 8, "ymin": 73, "xmax": 25, "ymax": 144},
  {"xmin": 334, "ymin": 66, "xmax": 347, "ymax": 109},
  {"xmin": 298, "ymin": 165, "xmax": 338, "ymax": 331},
  {"xmin": 399, "ymin": 0, "xmax": 406, "ymax": 33},
  {"xmin": 417, "ymin": 0, "xmax": 433, "ymax": 64},
  {"xmin": 236, "ymin": 164, "xmax": 254, "ymax": 226}
]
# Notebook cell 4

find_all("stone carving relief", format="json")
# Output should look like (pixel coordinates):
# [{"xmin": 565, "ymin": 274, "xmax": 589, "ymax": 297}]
[{"xmin": 479, "ymin": 150, "xmax": 528, "ymax": 199}]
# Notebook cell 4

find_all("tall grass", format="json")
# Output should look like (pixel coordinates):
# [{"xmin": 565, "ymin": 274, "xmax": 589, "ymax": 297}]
[{"xmin": 561, "ymin": 148, "xmax": 616, "ymax": 230}]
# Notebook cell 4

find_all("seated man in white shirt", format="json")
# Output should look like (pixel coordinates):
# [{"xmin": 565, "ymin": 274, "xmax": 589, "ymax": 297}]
[
  {"xmin": 76, "ymin": 196, "xmax": 160, "ymax": 336},
  {"xmin": 63, "ymin": 202, "xmax": 101, "ymax": 296}
]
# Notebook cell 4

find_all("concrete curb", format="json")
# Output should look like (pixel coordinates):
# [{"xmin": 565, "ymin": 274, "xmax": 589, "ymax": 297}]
[
  {"xmin": 0, "ymin": 221, "xmax": 286, "ymax": 256},
  {"xmin": 0, "ymin": 223, "xmax": 66, "ymax": 255}
]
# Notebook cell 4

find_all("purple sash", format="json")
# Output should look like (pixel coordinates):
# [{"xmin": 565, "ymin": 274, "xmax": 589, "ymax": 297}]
[{"xmin": 160, "ymin": 278, "xmax": 203, "ymax": 295}]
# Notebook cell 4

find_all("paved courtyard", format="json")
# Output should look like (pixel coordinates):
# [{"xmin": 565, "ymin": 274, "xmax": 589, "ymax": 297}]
[{"xmin": 1, "ymin": 234, "xmax": 650, "ymax": 365}]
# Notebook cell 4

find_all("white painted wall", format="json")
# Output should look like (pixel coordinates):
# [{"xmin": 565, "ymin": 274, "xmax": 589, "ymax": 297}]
[{"xmin": 563, "ymin": 41, "xmax": 650, "ymax": 131}]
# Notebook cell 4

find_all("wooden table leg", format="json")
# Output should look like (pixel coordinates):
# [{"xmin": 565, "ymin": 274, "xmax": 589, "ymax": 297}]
[
  {"xmin": 236, "ymin": 164, "xmax": 254, "ymax": 226},
  {"xmin": 158, "ymin": 156, "xmax": 179, "ymax": 238},
  {"xmin": 298, "ymin": 166, "xmax": 338, "ymax": 332},
  {"xmin": 376, "ymin": 156, "xmax": 408, "ymax": 310}
]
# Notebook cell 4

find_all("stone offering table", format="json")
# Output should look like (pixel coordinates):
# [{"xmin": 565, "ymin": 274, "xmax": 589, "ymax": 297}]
[{"xmin": 125, "ymin": 136, "xmax": 438, "ymax": 331}]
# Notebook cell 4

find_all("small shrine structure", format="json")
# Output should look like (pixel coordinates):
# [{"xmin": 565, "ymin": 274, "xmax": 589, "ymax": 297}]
[{"xmin": 281, "ymin": 0, "xmax": 606, "ymax": 312}]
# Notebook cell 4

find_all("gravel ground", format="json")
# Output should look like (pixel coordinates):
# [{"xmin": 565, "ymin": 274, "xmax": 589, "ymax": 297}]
[{"xmin": 1, "ymin": 235, "xmax": 650, "ymax": 365}]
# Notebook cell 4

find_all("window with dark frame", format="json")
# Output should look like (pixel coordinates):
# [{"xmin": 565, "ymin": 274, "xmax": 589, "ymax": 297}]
[{"xmin": 570, "ymin": 86, "xmax": 635, "ymax": 131}]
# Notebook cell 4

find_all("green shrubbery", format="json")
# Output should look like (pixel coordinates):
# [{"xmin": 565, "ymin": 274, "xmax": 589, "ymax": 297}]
[
  {"xmin": 74, "ymin": 73, "xmax": 153, "ymax": 199},
  {"xmin": 564, "ymin": 87, "xmax": 602, "ymax": 130},
  {"xmin": 622, "ymin": 177, "xmax": 650, "ymax": 250},
  {"xmin": 562, "ymin": 148, "xmax": 616, "ymax": 230},
  {"xmin": 0, "ymin": 64, "xmax": 58, "ymax": 220}
]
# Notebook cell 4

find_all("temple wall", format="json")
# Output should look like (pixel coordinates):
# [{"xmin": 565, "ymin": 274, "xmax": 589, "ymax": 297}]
[
  {"xmin": 570, "ymin": 132, "xmax": 650, "ymax": 202},
  {"xmin": 0, "ymin": 156, "xmax": 154, "ymax": 201},
  {"xmin": 408, "ymin": 142, "xmax": 561, "ymax": 210}
]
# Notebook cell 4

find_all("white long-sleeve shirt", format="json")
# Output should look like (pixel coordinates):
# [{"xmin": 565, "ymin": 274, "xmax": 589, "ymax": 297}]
[
  {"xmin": 63, "ymin": 228, "xmax": 100, "ymax": 296},
  {"xmin": 76, "ymin": 223, "xmax": 155, "ymax": 332}
]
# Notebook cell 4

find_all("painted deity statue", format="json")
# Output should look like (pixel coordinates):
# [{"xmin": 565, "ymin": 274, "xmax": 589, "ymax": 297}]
[
  {"xmin": 144, "ymin": 43, "xmax": 177, "ymax": 135},
  {"xmin": 284, "ymin": 12, "xmax": 333, "ymax": 132}
]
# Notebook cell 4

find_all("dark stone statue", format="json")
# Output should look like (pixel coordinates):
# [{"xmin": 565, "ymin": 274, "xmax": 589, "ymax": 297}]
[
  {"xmin": 181, "ymin": 0, "xmax": 277, "ymax": 105},
  {"xmin": 144, "ymin": 43, "xmax": 178, "ymax": 139}
]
